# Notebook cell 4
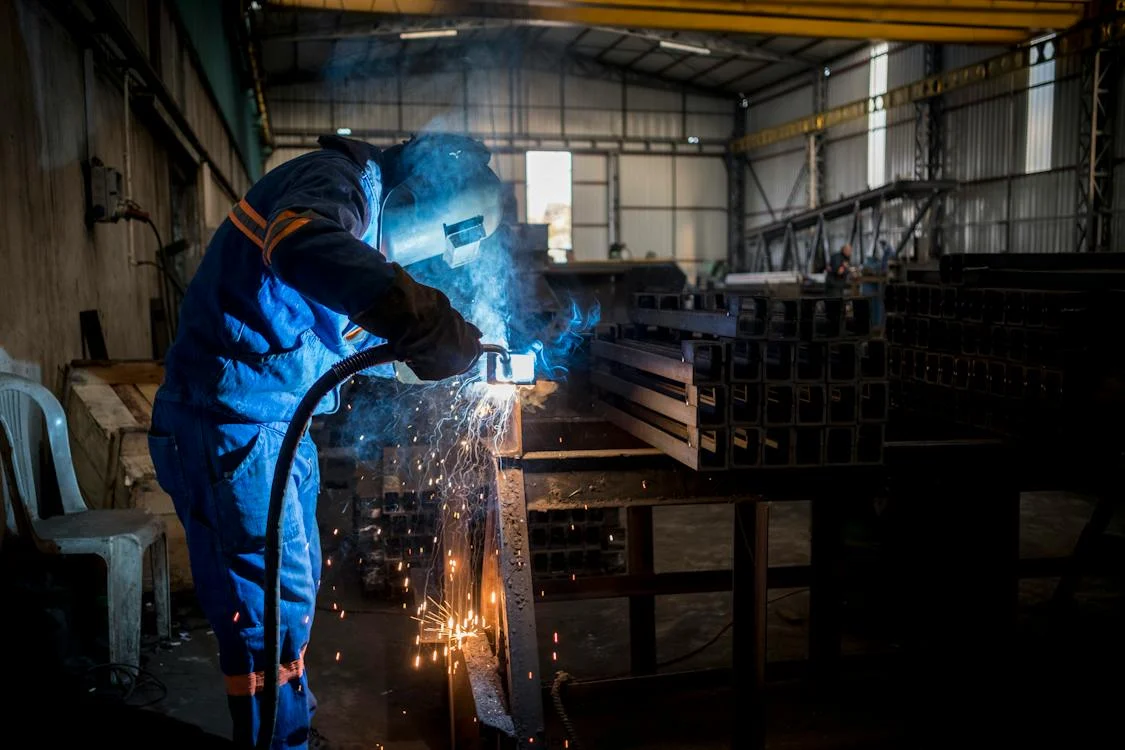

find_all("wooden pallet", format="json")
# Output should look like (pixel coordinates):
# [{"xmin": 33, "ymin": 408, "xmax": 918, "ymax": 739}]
[{"xmin": 60, "ymin": 360, "xmax": 192, "ymax": 591}]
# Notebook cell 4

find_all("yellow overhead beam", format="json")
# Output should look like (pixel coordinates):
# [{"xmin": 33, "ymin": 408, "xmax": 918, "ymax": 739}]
[
  {"xmin": 271, "ymin": 1, "xmax": 1084, "ymax": 43},
  {"xmin": 731, "ymin": 16, "xmax": 1125, "ymax": 152}
]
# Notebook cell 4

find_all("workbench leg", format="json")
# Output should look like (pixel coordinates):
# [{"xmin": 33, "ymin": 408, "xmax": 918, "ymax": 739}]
[
  {"xmin": 732, "ymin": 500, "xmax": 769, "ymax": 750},
  {"xmin": 809, "ymin": 497, "xmax": 844, "ymax": 677},
  {"xmin": 627, "ymin": 506, "xmax": 657, "ymax": 675}
]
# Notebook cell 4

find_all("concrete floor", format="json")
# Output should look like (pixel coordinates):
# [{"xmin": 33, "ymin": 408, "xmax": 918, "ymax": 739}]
[{"xmin": 127, "ymin": 489, "xmax": 1124, "ymax": 749}]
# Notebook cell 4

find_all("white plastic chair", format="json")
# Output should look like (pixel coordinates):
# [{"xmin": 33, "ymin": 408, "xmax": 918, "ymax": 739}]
[{"xmin": 0, "ymin": 374, "xmax": 171, "ymax": 667}]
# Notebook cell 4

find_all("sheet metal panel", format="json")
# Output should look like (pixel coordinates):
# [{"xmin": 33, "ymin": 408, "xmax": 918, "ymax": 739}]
[
  {"xmin": 745, "ymin": 148, "xmax": 808, "ymax": 229},
  {"xmin": 943, "ymin": 96, "xmax": 1016, "ymax": 182},
  {"xmin": 573, "ymin": 226, "xmax": 610, "ymax": 260},
  {"xmin": 566, "ymin": 76, "xmax": 622, "ymax": 109},
  {"xmin": 574, "ymin": 183, "xmax": 609, "ymax": 224},
  {"xmin": 620, "ymin": 154, "xmax": 673, "ymax": 206},
  {"xmin": 886, "ymin": 119, "xmax": 918, "ymax": 183},
  {"xmin": 573, "ymin": 153, "xmax": 607, "ymax": 182},
  {"xmin": 1009, "ymin": 169, "xmax": 1077, "ymax": 253},
  {"xmin": 686, "ymin": 112, "xmax": 735, "ymax": 140},
  {"xmin": 675, "ymin": 209, "xmax": 728, "ymax": 265},
  {"xmin": 749, "ymin": 83, "xmax": 812, "ymax": 130},
  {"xmin": 825, "ymin": 135, "xmax": 868, "ymax": 199},
  {"xmin": 564, "ymin": 107, "xmax": 623, "ymax": 137},
  {"xmin": 620, "ymin": 209, "xmax": 674, "ymax": 257},
  {"xmin": 676, "ymin": 156, "xmax": 727, "ymax": 209}
]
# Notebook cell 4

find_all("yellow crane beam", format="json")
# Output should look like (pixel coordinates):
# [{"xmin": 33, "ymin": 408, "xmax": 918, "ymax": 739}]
[
  {"xmin": 730, "ymin": 16, "xmax": 1125, "ymax": 152},
  {"xmin": 271, "ymin": 0, "xmax": 1086, "ymax": 44}
]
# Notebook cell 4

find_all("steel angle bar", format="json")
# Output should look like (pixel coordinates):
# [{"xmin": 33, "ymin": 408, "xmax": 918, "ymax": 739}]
[
  {"xmin": 592, "ymin": 368, "xmax": 726, "ymax": 427},
  {"xmin": 591, "ymin": 338, "xmax": 725, "ymax": 384},
  {"xmin": 630, "ymin": 306, "xmax": 740, "ymax": 338},
  {"xmin": 491, "ymin": 462, "xmax": 546, "ymax": 747},
  {"xmin": 598, "ymin": 399, "xmax": 728, "ymax": 471}
]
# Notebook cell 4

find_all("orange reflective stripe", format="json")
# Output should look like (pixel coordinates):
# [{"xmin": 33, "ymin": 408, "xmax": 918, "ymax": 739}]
[
  {"xmin": 238, "ymin": 199, "xmax": 266, "ymax": 228},
  {"xmin": 344, "ymin": 325, "xmax": 365, "ymax": 341},
  {"xmin": 228, "ymin": 209, "xmax": 265, "ymax": 250},
  {"xmin": 264, "ymin": 211, "xmax": 313, "ymax": 264},
  {"xmin": 224, "ymin": 648, "xmax": 306, "ymax": 697}
]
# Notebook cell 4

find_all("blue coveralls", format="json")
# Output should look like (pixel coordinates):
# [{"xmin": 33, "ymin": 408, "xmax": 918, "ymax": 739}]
[{"xmin": 148, "ymin": 136, "xmax": 396, "ymax": 748}]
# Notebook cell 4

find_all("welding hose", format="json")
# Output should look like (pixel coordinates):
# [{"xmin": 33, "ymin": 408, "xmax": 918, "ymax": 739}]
[
  {"xmin": 257, "ymin": 344, "xmax": 396, "ymax": 750},
  {"xmin": 257, "ymin": 342, "xmax": 507, "ymax": 748}
]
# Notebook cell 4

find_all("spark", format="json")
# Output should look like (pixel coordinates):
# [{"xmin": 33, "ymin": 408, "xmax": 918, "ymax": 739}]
[
  {"xmin": 414, "ymin": 654, "xmax": 421, "ymax": 668},
  {"xmin": 232, "ymin": 612, "xmax": 240, "ymax": 623},
  {"xmin": 335, "ymin": 651, "xmax": 341, "ymax": 662}
]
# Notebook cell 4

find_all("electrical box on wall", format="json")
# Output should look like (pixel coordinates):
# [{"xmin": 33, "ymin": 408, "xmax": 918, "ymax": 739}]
[{"xmin": 84, "ymin": 157, "xmax": 123, "ymax": 225}]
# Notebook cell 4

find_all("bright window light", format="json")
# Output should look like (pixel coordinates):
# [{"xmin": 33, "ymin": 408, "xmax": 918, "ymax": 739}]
[
  {"xmin": 336, "ymin": 127, "xmax": 352, "ymax": 136},
  {"xmin": 1025, "ymin": 35, "xmax": 1056, "ymax": 174},
  {"xmin": 867, "ymin": 43, "xmax": 889, "ymax": 190},
  {"xmin": 525, "ymin": 151, "xmax": 573, "ymax": 251}
]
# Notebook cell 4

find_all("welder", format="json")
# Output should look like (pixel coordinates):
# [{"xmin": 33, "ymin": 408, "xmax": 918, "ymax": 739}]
[{"xmin": 146, "ymin": 133, "xmax": 504, "ymax": 748}]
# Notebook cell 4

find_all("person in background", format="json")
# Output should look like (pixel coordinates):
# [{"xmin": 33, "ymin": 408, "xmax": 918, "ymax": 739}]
[
  {"xmin": 825, "ymin": 242, "xmax": 853, "ymax": 296},
  {"xmin": 862, "ymin": 239, "xmax": 896, "ymax": 327}
]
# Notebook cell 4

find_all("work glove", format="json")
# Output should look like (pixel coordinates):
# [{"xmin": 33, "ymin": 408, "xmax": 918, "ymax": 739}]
[{"xmin": 352, "ymin": 264, "xmax": 483, "ymax": 381}]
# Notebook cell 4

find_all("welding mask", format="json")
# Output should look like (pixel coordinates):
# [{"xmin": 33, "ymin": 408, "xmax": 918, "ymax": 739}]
[{"xmin": 379, "ymin": 134, "xmax": 504, "ymax": 268}]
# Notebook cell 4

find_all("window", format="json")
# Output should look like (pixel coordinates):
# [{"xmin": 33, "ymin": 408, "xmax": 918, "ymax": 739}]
[
  {"xmin": 1025, "ymin": 36, "xmax": 1056, "ymax": 174},
  {"xmin": 867, "ymin": 43, "xmax": 889, "ymax": 190},
  {"xmin": 525, "ymin": 151, "xmax": 573, "ymax": 254}
]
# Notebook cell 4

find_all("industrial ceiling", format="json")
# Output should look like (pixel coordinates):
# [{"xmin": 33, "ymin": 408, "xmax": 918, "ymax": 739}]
[{"xmin": 256, "ymin": 0, "xmax": 1087, "ymax": 98}]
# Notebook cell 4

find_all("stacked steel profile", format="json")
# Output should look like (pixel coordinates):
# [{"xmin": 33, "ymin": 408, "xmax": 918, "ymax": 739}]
[
  {"xmin": 885, "ymin": 253, "xmax": 1125, "ymax": 441},
  {"xmin": 591, "ymin": 291, "xmax": 888, "ymax": 470}
]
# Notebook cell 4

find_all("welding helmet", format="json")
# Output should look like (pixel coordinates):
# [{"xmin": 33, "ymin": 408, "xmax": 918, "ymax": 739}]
[{"xmin": 379, "ymin": 134, "xmax": 504, "ymax": 268}]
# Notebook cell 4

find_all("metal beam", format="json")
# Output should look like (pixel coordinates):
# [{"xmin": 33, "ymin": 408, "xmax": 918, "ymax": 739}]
[
  {"xmin": 264, "ymin": 37, "xmax": 736, "ymax": 99},
  {"xmin": 729, "ymin": 101, "xmax": 749, "ymax": 268},
  {"xmin": 263, "ymin": 18, "xmax": 817, "ymax": 66},
  {"xmin": 732, "ymin": 22, "xmax": 1125, "ymax": 152},
  {"xmin": 1075, "ymin": 11, "xmax": 1120, "ymax": 253},
  {"xmin": 269, "ymin": 0, "xmax": 1080, "ymax": 44}
]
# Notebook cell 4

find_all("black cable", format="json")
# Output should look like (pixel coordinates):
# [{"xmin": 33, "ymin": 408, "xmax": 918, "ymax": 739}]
[
  {"xmin": 259, "ymin": 344, "xmax": 396, "ymax": 750},
  {"xmin": 551, "ymin": 671, "xmax": 584, "ymax": 750},
  {"xmin": 84, "ymin": 663, "xmax": 168, "ymax": 708},
  {"xmin": 655, "ymin": 621, "xmax": 734, "ymax": 671}
]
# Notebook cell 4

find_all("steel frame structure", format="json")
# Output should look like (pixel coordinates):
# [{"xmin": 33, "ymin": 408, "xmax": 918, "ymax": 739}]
[
  {"xmin": 1075, "ymin": 22, "xmax": 1120, "ymax": 254},
  {"xmin": 740, "ymin": 180, "xmax": 956, "ymax": 272},
  {"xmin": 449, "ymin": 396, "xmax": 1026, "ymax": 750},
  {"xmin": 273, "ymin": 0, "xmax": 1079, "ymax": 45},
  {"xmin": 732, "ymin": 26, "xmax": 1125, "ymax": 153}
]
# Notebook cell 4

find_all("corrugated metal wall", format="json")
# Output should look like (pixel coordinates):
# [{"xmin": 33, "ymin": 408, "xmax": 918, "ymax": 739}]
[
  {"xmin": 0, "ymin": 0, "xmax": 248, "ymax": 382},
  {"xmin": 744, "ymin": 82, "xmax": 814, "ymax": 227},
  {"xmin": 267, "ymin": 69, "xmax": 735, "ymax": 276},
  {"xmin": 742, "ymin": 39, "xmax": 1113, "ymax": 264}
]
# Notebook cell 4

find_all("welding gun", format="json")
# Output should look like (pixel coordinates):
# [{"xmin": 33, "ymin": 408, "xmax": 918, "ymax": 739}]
[{"xmin": 256, "ymin": 342, "xmax": 533, "ymax": 749}]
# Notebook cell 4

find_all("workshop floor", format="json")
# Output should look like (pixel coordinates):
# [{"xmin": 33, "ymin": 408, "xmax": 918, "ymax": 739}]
[{"xmin": 134, "ymin": 490, "xmax": 1122, "ymax": 749}]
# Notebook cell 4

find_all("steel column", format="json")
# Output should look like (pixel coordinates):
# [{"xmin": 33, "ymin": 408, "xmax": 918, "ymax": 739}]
[
  {"xmin": 809, "ymin": 69, "xmax": 828, "ymax": 211},
  {"xmin": 915, "ymin": 43, "xmax": 945, "ymax": 257},
  {"xmin": 728, "ymin": 102, "xmax": 749, "ymax": 270},
  {"xmin": 1075, "ymin": 18, "xmax": 1119, "ymax": 253},
  {"xmin": 627, "ymin": 506, "xmax": 658, "ymax": 675},
  {"xmin": 732, "ymin": 500, "xmax": 770, "ymax": 750}
]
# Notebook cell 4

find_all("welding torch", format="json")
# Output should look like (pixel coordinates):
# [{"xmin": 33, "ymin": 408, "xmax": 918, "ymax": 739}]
[{"xmin": 257, "ymin": 341, "xmax": 533, "ymax": 749}]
